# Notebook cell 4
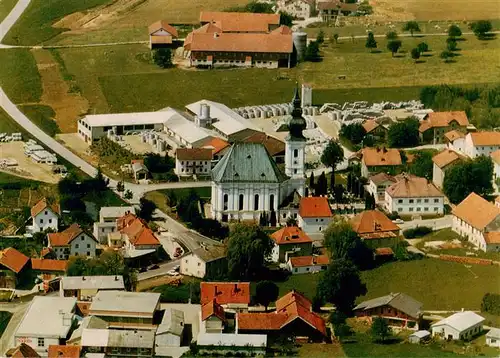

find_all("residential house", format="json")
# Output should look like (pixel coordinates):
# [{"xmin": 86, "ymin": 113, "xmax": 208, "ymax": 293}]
[
  {"xmin": 47, "ymin": 224, "xmax": 98, "ymax": 259},
  {"xmin": 237, "ymin": 290, "xmax": 327, "ymax": 341},
  {"xmin": 431, "ymin": 149, "xmax": 465, "ymax": 189},
  {"xmin": 366, "ymin": 172, "xmax": 396, "ymax": 203},
  {"xmin": 175, "ymin": 148, "xmax": 212, "ymax": 177},
  {"xmin": 200, "ymin": 282, "xmax": 250, "ymax": 311},
  {"xmin": 270, "ymin": 226, "xmax": 313, "ymax": 262},
  {"xmin": 354, "ymin": 292, "xmax": 423, "ymax": 330},
  {"xmin": 131, "ymin": 159, "xmax": 149, "ymax": 182},
  {"xmin": 155, "ymin": 308, "xmax": 184, "ymax": 351},
  {"xmin": 201, "ymin": 299, "xmax": 226, "ymax": 334},
  {"xmin": 60, "ymin": 275, "xmax": 125, "ymax": 301},
  {"xmin": 5, "ymin": 343, "xmax": 41, "ymax": 358},
  {"xmin": 490, "ymin": 149, "xmax": 500, "ymax": 193},
  {"xmin": 80, "ymin": 328, "xmax": 155, "ymax": 357},
  {"xmin": 115, "ymin": 214, "xmax": 161, "ymax": 258},
  {"xmin": 47, "ymin": 345, "xmax": 81, "ymax": 358},
  {"xmin": 0, "ymin": 248, "xmax": 29, "ymax": 289},
  {"xmin": 286, "ymin": 255, "xmax": 329, "ymax": 274},
  {"xmin": 358, "ymin": 147, "xmax": 403, "ymax": 178},
  {"xmin": 29, "ymin": 198, "xmax": 60, "ymax": 233},
  {"xmin": 88, "ymin": 291, "xmax": 161, "ymax": 330},
  {"xmin": 298, "ymin": 197, "xmax": 333, "ymax": 233},
  {"xmin": 14, "ymin": 296, "xmax": 77, "ymax": 355},
  {"xmin": 180, "ymin": 244, "xmax": 226, "ymax": 278},
  {"xmin": 385, "ymin": 174, "xmax": 445, "ymax": 216},
  {"xmin": 198, "ymin": 136, "xmax": 231, "ymax": 162},
  {"xmin": 444, "ymin": 130, "xmax": 466, "ymax": 152},
  {"xmin": 464, "ymin": 131, "xmax": 500, "ymax": 158},
  {"xmin": 93, "ymin": 206, "xmax": 135, "ymax": 244},
  {"xmin": 486, "ymin": 327, "xmax": 500, "ymax": 348},
  {"xmin": 419, "ymin": 111, "xmax": 469, "ymax": 144},
  {"xmin": 362, "ymin": 119, "xmax": 388, "ymax": 141},
  {"xmin": 276, "ymin": 0, "xmax": 314, "ymax": 20},
  {"xmin": 431, "ymin": 311, "xmax": 485, "ymax": 341},
  {"xmin": 148, "ymin": 20, "xmax": 178, "ymax": 49},
  {"xmin": 451, "ymin": 192, "xmax": 500, "ymax": 252},
  {"xmin": 318, "ymin": 1, "xmax": 358, "ymax": 22},
  {"xmin": 351, "ymin": 210, "xmax": 401, "ymax": 249},
  {"xmin": 31, "ymin": 258, "xmax": 67, "ymax": 278}
]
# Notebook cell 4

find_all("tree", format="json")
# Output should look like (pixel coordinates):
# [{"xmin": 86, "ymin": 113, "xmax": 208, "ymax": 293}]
[
  {"xmin": 371, "ymin": 317, "xmax": 392, "ymax": 343},
  {"xmin": 357, "ymin": 1, "xmax": 373, "ymax": 15},
  {"xmin": 116, "ymin": 181, "xmax": 125, "ymax": 196},
  {"xmin": 365, "ymin": 32, "xmax": 377, "ymax": 52},
  {"xmin": 124, "ymin": 190, "xmax": 133, "ymax": 200},
  {"xmin": 316, "ymin": 171, "xmax": 328, "ymax": 196},
  {"xmin": 138, "ymin": 197, "xmax": 157, "ymax": 222},
  {"xmin": 387, "ymin": 40, "xmax": 402, "ymax": 57},
  {"xmin": 334, "ymin": 184, "xmax": 345, "ymax": 203},
  {"xmin": 387, "ymin": 117, "xmax": 420, "ymax": 147},
  {"xmin": 316, "ymin": 259, "xmax": 367, "ymax": 315},
  {"xmin": 309, "ymin": 172, "xmax": 315, "ymax": 190},
  {"xmin": 364, "ymin": 193, "xmax": 375, "ymax": 210},
  {"xmin": 321, "ymin": 140, "xmax": 344, "ymax": 191},
  {"xmin": 448, "ymin": 24, "xmax": 462, "ymax": 38},
  {"xmin": 440, "ymin": 50, "xmax": 453, "ymax": 63},
  {"xmin": 226, "ymin": 223, "xmax": 274, "ymax": 280},
  {"xmin": 443, "ymin": 156, "xmax": 493, "ymax": 204},
  {"xmin": 255, "ymin": 281, "xmax": 279, "ymax": 310},
  {"xmin": 279, "ymin": 11, "xmax": 294, "ymax": 27},
  {"xmin": 305, "ymin": 41, "xmax": 321, "ymax": 61},
  {"xmin": 347, "ymin": 172, "xmax": 353, "ymax": 193},
  {"xmin": 317, "ymin": 29, "xmax": 325, "ymax": 44},
  {"xmin": 152, "ymin": 48, "xmax": 173, "ymax": 68},
  {"xmin": 402, "ymin": 21, "xmax": 421, "ymax": 36},
  {"xmin": 447, "ymin": 38, "xmax": 458, "ymax": 51},
  {"xmin": 411, "ymin": 47, "xmax": 421, "ymax": 62},
  {"xmin": 323, "ymin": 219, "xmax": 373, "ymax": 269},
  {"xmin": 470, "ymin": 20, "xmax": 492, "ymax": 39},
  {"xmin": 340, "ymin": 123, "xmax": 366, "ymax": 145},
  {"xmin": 386, "ymin": 31, "xmax": 398, "ymax": 40},
  {"xmin": 408, "ymin": 150, "xmax": 434, "ymax": 179},
  {"xmin": 417, "ymin": 42, "xmax": 429, "ymax": 53}
]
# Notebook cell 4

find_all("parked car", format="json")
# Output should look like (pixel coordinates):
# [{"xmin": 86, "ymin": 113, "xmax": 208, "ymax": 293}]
[
  {"xmin": 149, "ymin": 264, "xmax": 160, "ymax": 270},
  {"xmin": 167, "ymin": 270, "xmax": 179, "ymax": 276},
  {"xmin": 392, "ymin": 219, "xmax": 404, "ymax": 224}
]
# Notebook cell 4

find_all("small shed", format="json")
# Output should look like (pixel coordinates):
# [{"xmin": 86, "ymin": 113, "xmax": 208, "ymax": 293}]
[
  {"xmin": 409, "ymin": 330, "xmax": 430, "ymax": 344},
  {"xmin": 131, "ymin": 159, "xmax": 149, "ymax": 181},
  {"xmin": 486, "ymin": 327, "xmax": 500, "ymax": 348}
]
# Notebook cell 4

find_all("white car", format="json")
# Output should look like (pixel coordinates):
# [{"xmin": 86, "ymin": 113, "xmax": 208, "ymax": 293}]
[
  {"xmin": 392, "ymin": 219, "xmax": 405, "ymax": 224},
  {"xmin": 167, "ymin": 270, "xmax": 180, "ymax": 276}
]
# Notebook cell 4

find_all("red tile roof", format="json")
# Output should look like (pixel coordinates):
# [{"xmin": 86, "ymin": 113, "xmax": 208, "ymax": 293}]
[
  {"xmin": 199, "ymin": 137, "xmax": 230, "ymax": 155},
  {"xmin": 484, "ymin": 232, "xmax": 500, "ymax": 244},
  {"xmin": 148, "ymin": 20, "xmax": 178, "ymax": 37},
  {"xmin": 30, "ymin": 198, "xmax": 60, "ymax": 218},
  {"xmin": 40, "ymin": 247, "xmax": 52, "ymax": 258},
  {"xmin": 386, "ymin": 174, "xmax": 443, "ymax": 198},
  {"xmin": 419, "ymin": 111, "xmax": 469, "ymax": 132},
  {"xmin": 199, "ymin": 11, "xmax": 280, "ymax": 33},
  {"xmin": 299, "ymin": 197, "xmax": 332, "ymax": 218},
  {"xmin": 432, "ymin": 149, "xmax": 464, "ymax": 169},
  {"xmin": 48, "ymin": 345, "xmax": 81, "ymax": 358},
  {"xmin": 452, "ymin": 192, "xmax": 500, "ymax": 231},
  {"xmin": 288, "ymin": 255, "xmax": 329, "ymax": 268},
  {"xmin": 361, "ymin": 147, "xmax": 402, "ymax": 167},
  {"xmin": 237, "ymin": 312, "xmax": 288, "ymax": 330},
  {"xmin": 48, "ymin": 224, "xmax": 97, "ymax": 247},
  {"xmin": 271, "ymin": 226, "xmax": 312, "ymax": 245},
  {"xmin": 375, "ymin": 247, "xmax": 395, "ymax": 256},
  {"xmin": 368, "ymin": 172, "xmax": 396, "ymax": 185},
  {"xmin": 120, "ymin": 215, "xmax": 160, "ymax": 247},
  {"xmin": 239, "ymin": 132, "xmax": 286, "ymax": 157},
  {"xmin": 490, "ymin": 149, "xmax": 500, "ymax": 164},
  {"xmin": 201, "ymin": 299, "xmax": 226, "ymax": 321},
  {"xmin": 31, "ymin": 259, "xmax": 68, "ymax": 272},
  {"xmin": 444, "ymin": 130, "xmax": 465, "ymax": 142},
  {"xmin": 0, "ymin": 248, "xmax": 29, "ymax": 273},
  {"xmin": 470, "ymin": 131, "xmax": 500, "ymax": 146},
  {"xmin": 201, "ymin": 282, "xmax": 250, "ymax": 305},
  {"xmin": 351, "ymin": 210, "xmax": 400, "ymax": 235},
  {"xmin": 7, "ymin": 343, "xmax": 40, "ymax": 358},
  {"xmin": 176, "ymin": 148, "xmax": 213, "ymax": 161},
  {"xmin": 362, "ymin": 119, "xmax": 380, "ymax": 134}
]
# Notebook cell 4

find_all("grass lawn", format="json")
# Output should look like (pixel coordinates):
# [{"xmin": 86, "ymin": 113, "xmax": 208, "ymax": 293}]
[
  {"xmin": 276, "ymin": 273, "xmax": 320, "ymax": 300},
  {"xmin": 0, "ymin": 311, "xmax": 12, "ymax": 337},
  {"xmin": 0, "ymin": 108, "xmax": 29, "ymax": 136},
  {"xmin": 47, "ymin": 34, "xmax": 499, "ymax": 115},
  {"xmin": 0, "ymin": 49, "xmax": 41, "ymax": 104},
  {"xmin": 145, "ymin": 187, "xmax": 211, "ymax": 215},
  {"xmin": 0, "ymin": 0, "xmax": 17, "ymax": 23},
  {"xmin": 18, "ymin": 104, "xmax": 60, "ymax": 137}
]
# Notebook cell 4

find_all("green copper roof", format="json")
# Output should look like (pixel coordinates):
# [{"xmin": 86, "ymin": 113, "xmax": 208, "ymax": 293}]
[{"xmin": 212, "ymin": 143, "xmax": 289, "ymax": 183}]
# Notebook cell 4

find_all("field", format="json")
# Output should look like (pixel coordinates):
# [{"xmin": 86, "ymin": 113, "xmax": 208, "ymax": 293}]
[
  {"xmin": 0, "ymin": 49, "xmax": 41, "ymax": 104},
  {"xmin": 0, "ymin": 0, "xmax": 17, "ymax": 23},
  {"xmin": 0, "ymin": 311, "xmax": 12, "ymax": 337}
]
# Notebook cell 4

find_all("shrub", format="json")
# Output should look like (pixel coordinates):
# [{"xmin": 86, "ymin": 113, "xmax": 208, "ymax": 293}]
[
  {"xmin": 481, "ymin": 293, "xmax": 500, "ymax": 315},
  {"xmin": 403, "ymin": 226, "xmax": 433, "ymax": 238}
]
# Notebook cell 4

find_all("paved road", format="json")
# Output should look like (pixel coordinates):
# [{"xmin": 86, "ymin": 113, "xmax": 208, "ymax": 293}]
[
  {"xmin": 0, "ymin": 0, "xmax": 30, "ymax": 43},
  {"xmin": 398, "ymin": 215, "xmax": 453, "ymax": 231},
  {"xmin": 137, "ymin": 258, "xmax": 180, "ymax": 281}
]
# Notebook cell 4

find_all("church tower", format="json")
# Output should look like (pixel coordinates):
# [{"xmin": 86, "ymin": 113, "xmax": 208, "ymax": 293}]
[{"xmin": 285, "ymin": 84, "xmax": 306, "ymax": 196}]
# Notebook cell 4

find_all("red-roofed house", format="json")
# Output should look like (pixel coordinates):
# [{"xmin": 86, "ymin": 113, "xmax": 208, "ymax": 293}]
[
  {"xmin": 201, "ymin": 299, "xmax": 226, "ymax": 333},
  {"xmin": 29, "ymin": 198, "xmax": 60, "ymax": 233},
  {"xmin": 0, "ymin": 248, "xmax": 30, "ymax": 288},
  {"xmin": 199, "ymin": 136, "xmax": 231, "ymax": 161},
  {"xmin": 237, "ymin": 290, "xmax": 327, "ymax": 341},
  {"xmin": 287, "ymin": 255, "xmax": 329, "ymax": 274},
  {"xmin": 47, "ymin": 224, "xmax": 98, "ymax": 260},
  {"xmin": 298, "ymin": 197, "xmax": 333, "ymax": 233},
  {"xmin": 31, "ymin": 259, "xmax": 68, "ymax": 275},
  {"xmin": 351, "ymin": 210, "xmax": 401, "ymax": 248},
  {"xmin": 270, "ymin": 226, "xmax": 313, "ymax": 262},
  {"xmin": 148, "ymin": 20, "xmax": 178, "ymax": 49},
  {"xmin": 420, "ymin": 111, "xmax": 469, "ymax": 144},
  {"xmin": 175, "ymin": 148, "xmax": 213, "ymax": 177},
  {"xmin": 118, "ymin": 215, "xmax": 161, "ymax": 254},
  {"xmin": 200, "ymin": 282, "xmax": 250, "ymax": 310}
]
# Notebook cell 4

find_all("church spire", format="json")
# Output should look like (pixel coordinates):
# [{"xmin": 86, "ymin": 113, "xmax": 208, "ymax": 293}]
[{"xmin": 287, "ymin": 83, "xmax": 306, "ymax": 141}]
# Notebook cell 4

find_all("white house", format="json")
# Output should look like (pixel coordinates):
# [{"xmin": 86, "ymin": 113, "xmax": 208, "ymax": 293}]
[
  {"xmin": 464, "ymin": 131, "xmax": 500, "ymax": 158},
  {"xmin": 179, "ymin": 244, "xmax": 227, "ymax": 279},
  {"xmin": 366, "ymin": 172, "xmax": 396, "ymax": 203},
  {"xmin": 210, "ymin": 88, "xmax": 306, "ymax": 223},
  {"xmin": 286, "ymin": 255, "xmax": 329, "ymax": 274},
  {"xmin": 155, "ymin": 308, "xmax": 184, "ymax": 350},
  {"xmin": 451, "ymin": 192, "xmax": 500, "ymax": 252},
  {"xmin": 431, "ymin": 311, "xmax": 484, "ymax": 341},
  {"xmin": 175, "ymin": 148, "xmax": 212, "ymax": 177},
  {"xmin": 14, "ymin": 296, "xmax": 77, "ymax": 355},
  {"xmin": 47, "ymin": 224, "xmax": 98, "ymax": 259},
  {"xmin": 270, "ymin": 226, "xmax": 313, "ymax": 263},
  {"xmin": 276, "ymin": 0, "xmax": 314, "ymax": 19},
  {"xmin": 93, "ymin": 206, "xmax": 135, "ymax": 244},
  {"xmin": 29, "ymin": 198, "xmax": 60, "ymax": 233},
  {"xmin": 444, "ymin": 130, "xmax": 466, "ymax": 153},
  {"xmin": 431, "ymin": 149, "xmax": 464, "ymax": 189},
  {"xmin": 298, "ymin": 196, "xmax": 333, "ymax": 234},
  {"xmin": 385, "ymin": 174, "xmax": 444, "ymax": 216},
  {"xmin": 486, "ymin": 327, "xmax": 500, "ymax": 348}
]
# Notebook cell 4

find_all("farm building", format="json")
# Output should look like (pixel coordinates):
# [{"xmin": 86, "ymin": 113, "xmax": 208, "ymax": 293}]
[
  {"xmin": 408, "ymin": 330, "xmax": 430, "ymax": 344},
  {"xmin": 431, "ymin": 311, "xmax": 485, "ymax": 341},
  {"xmin": 149, "ymin": 21, "xmax": 178, "ymax": 49},
  {"xmin": 419, "ymin": 111, "xmax": 470, "ymax": 144},
  {"xmin": 486, "ymin": 327, "xmax": 500, "ymax": 347}
]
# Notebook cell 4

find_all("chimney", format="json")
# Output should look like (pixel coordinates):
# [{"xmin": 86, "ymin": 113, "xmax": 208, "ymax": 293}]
[
  {"xmin": 234, "ymin": 283, "xmax": 239, "ymax": 293},
  {"xmin": 82, "ymin": 276, "xmax": 85, "ymax": 281},
  {"xmin": 213, "ymin": 32, "xmax": 219, "ymax": 38},
  {"xmin": 115, "ymin": 276, "xmax": 118, "ymax": 281},
  {"xmin": 214, "ymin": 285, "xmax": 218, "ymax": 296}
]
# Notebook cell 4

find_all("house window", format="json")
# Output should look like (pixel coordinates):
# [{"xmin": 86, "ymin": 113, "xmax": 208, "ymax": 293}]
[
  {"xmin": 306, "ymin": 268, "xmax": 310, "ymax": 271},
  {"xmin": 44, "ymin": 211, "xmax": 47, "ymax": 215},
  {"xmin": 424, "ymin": 199, "xmax": 429, "ymax": 203},
  {"xmin": 293, "ymin": 149, "xmax": 298, "ymax": 158},
  {"xmin": 416, "ymin": 207, "xmax": 421, "ymax": 212},
  {"xmin": 409, "ymin": 199, "xmax": 414, "ymax": 203},
  {"xmin": 294, "ymin": 268, "xmax": 298, "ymax": 272},
  {"xmin": 270, "ymin": 194, "xmax": 275, "ymax": 211},
  {"xmin": 294, "ymin": 169, "xmax": 298, "ymax": 174},
  {"xmin": 87, "ymin": 244, "xmax": 91, "ymax": 248},
  {"xmin": 409, "ymin": 207, "xmax": 414, "ymax": 212},
  {"xmin": 434, "ymin": 199, "xmax": 439, "ymax": 203},
  {"xmin": 398, "ymin": 199, "xmax": 403, "ymax": 204},
  {"xmin": 239, "ymin": 194, "xmax": 244, "ymax": 211},
  {"xmin": 40, "ymin": 219, "xmax": 43, "ymax": 224},
  {"xmin": 49, "ymin": 219, "xmax": 52, "ymax": 224},
  {"xmin": 75, "ymin": 244, "xmax": 79, "ymax": 249},
  {"xmin": 434, "ymin": 207, "xmax": 439, "ymax": 212},
  {"xmin": 37, "ymin": 338, "xmax": 44, "ymax": 347},
  {"xmin": 254, "ymin": 194, "xmax": 259, "ymax": 211},
  {"xmin": 282, "ymin": 213, "xmax": 286, "ymax": 219},
  {"xmin": 417, "ymin": 199, "xmax": 421, "ymax": 203},
  {"xmin": 424, "ymin": 207, "xmax": 429, "ymax": 211},
  {"xmin": 223, "ymin": 194, "xmax": 228, "ymax": 210},
  {"xmin": 398, "ymin": 208, "xmax": 403, "ymax": 212},
  {"xmin": 87, "ymin": 252, "xmax": 91, "ymax": 256}
]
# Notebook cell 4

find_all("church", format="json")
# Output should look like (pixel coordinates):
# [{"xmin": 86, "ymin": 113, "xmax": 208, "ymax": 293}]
[{"xmin": 210, "ymin": 87, "xmax": 307, "ymax": 222}]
